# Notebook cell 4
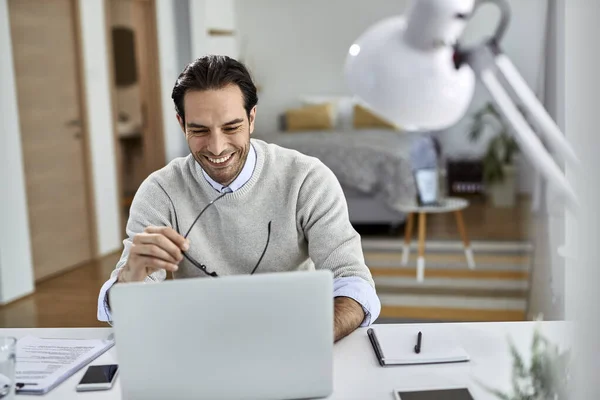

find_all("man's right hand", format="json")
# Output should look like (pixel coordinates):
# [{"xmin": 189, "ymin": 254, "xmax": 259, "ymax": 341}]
[{"xmin": 117, "ymin": 226, "xmax": 190, "ymax": 283}]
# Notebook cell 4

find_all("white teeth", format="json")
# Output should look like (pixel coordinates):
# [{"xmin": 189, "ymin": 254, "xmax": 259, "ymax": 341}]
[{"xmin": 208, "ymin": 154, "xmax": 232, "ymax": 164}]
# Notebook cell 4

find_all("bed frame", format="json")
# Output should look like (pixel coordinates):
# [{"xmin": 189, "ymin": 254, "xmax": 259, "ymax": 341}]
[{"xmin": 342, "ymin": 186, "xmax": 406, "ymax": 229}]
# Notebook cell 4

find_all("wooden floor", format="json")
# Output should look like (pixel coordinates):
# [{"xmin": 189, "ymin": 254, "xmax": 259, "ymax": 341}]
[
  {"xmin": 356, "ymin": 194, "xmax": 533, "ymax": 241},
  {"xmin": 418, "ymin": 195, "xmax": 533, "ymax": 241},
  {"xmin": 0, "ymin": 252, "xmax": 121, "ymax": 328},
  {"xmin": 0, "ymin": 195, "xmax": 535, "ymax": 328}
]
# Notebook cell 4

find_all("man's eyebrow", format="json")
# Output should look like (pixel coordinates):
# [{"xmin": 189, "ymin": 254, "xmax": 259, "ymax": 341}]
[
  {"xmin": 186, "ymin": 122, "xmax": 208, "ymax": 129},
  {"xmin": 223, "ymin": 118, "xmax": 244, "ymax": 126},
  {"xmin": 186, "ymin": 118, "xmax": 244, "ymax": 129}
]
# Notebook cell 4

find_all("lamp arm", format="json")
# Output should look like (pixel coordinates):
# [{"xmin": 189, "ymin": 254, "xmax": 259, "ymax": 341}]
[
  {"xmin": 479, "ymin": 67, "xmax": 579, "ymax": 213},
  {"xmin": 474, "ymin": 0, "xmax": 511, "ymax": 44},
  {"xmin": 494, "ymin": 54, "xmax": 581, "ymax": 169}
]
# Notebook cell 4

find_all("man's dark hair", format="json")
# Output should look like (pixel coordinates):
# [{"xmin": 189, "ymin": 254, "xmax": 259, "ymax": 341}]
[{"xmin": 171, "ymin": 55, "xmax": 258, "ymax": 125}]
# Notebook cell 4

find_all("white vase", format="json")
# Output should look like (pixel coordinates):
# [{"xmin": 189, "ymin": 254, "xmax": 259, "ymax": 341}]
[{"xmin": 488, "ymin": 164, "xmax": 517, "ymax": 207}]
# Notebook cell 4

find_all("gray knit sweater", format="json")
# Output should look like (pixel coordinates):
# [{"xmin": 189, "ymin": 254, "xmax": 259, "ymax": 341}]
[{"xmin": 99, "ymin": 138, "xmax": 378, "ymax": 321}]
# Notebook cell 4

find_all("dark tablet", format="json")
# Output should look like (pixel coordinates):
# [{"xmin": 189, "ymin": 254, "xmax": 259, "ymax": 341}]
[{"xmin": 394, "ymin": 388, "xmax": 474, "ymax": 400}]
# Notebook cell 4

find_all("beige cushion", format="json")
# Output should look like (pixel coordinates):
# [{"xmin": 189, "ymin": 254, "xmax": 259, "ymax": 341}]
[
  {"xmin": 353, "ymin": 103, "xmax": 398, "ymax": 130},
  {"xmin": 285, "ymin": 103, "xmax": 334, "ymax": 131}
]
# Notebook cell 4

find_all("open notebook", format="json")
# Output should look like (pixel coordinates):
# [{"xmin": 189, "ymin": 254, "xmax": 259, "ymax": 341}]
[{"xmin": 368, "ymin": 327, "xmax": 470, "ymax": 366}]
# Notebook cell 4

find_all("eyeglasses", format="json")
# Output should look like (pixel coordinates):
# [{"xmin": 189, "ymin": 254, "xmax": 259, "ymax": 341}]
[{"xmin": 177, "ymin": 192, "xmax": 272, "ymax": 277}]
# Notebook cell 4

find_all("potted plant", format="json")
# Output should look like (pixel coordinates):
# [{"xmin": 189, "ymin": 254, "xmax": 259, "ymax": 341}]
[
  {"xmin": 468, "ymin": 102, "xmax": 521, "ymax": 207},
  {"xmin": 478, "ymin": 323, "xmax": 570, "ymax": 400}
]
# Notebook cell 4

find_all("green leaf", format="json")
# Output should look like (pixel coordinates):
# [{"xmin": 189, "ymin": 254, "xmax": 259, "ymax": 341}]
[
  {"xmin": 483, "ymin": 146, "xmax": 505, "ymax": 185},
  {"xmin": 468, "ymin": 102, "xmax": 522, "ymax": 184}
]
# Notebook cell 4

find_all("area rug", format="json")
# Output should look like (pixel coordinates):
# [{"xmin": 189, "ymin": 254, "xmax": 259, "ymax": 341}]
[{"xmin": 362, "ymin": 238, "xmax": 534, "ymax": 323}]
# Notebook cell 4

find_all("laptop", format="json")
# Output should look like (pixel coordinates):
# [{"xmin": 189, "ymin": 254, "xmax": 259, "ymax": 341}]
[{"xmin": 108, "ymin": 270, "xmax": 334, "ymax": 400}]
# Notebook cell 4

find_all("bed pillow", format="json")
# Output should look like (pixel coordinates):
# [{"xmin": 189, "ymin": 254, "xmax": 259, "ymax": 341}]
[
  {"xmin": 301, "ymin": 95, "xmax": 356, "ymax": 130},
  {"xmin": 353, "ymin": 103, "xmax": 399, "ymax": 130},
  {"xmin": 284, "ymin": 103, "xmax": 334, "ymax": 131}
]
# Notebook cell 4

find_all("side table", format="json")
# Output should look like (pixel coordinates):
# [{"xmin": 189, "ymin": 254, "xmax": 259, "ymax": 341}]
[{"xmin": 398, "ymin": 197, "xmax": 476, "ymax": 282}]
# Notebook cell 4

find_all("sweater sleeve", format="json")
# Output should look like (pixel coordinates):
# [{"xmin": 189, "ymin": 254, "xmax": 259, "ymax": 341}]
[
  {"xmin": 97, "ymin": 175, "xmax": 176, "ymax": 322},
  {"xmin": 297, "ymin": 159, "xmax": 381, "ymax": 324}
]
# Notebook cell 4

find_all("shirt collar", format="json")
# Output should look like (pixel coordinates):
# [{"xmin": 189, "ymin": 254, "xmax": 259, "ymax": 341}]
[{"xmin": 201, "ymin": 143, "xmax": 256, "ymax": 193}]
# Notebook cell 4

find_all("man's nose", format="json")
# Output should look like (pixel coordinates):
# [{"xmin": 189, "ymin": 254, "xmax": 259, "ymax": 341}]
[{"xmin": 207, "ymin": 132, "xmax": 228, "ymax": 156}]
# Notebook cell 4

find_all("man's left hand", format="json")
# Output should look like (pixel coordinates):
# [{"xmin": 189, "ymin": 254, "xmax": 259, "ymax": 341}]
[{"xmin": 333, "ymin": 296, "xmax": 365, "ymax": 342}]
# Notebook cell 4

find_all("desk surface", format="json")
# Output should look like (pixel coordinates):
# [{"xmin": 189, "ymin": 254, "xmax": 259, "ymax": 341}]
[{"xmin": 1, "ymin": 321, "xmax": 570, "ymax": 400}]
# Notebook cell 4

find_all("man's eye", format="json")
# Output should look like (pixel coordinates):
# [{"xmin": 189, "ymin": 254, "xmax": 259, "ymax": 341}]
[
  {"xmin": 190, "ymin": 130, "xmax": 208, "ymax": 135},
  {"xmin": 224, "ymin": 126, "xmax": 241, "ymax": 132}
]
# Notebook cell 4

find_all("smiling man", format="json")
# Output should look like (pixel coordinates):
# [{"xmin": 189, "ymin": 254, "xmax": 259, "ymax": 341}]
[
  {"xmin": 97, "ymin": 55, "xmax": 381, "ymax": 342},
  {"xmin": 182, "ymin": 85, "xmax": 253, "ymax": 187}
]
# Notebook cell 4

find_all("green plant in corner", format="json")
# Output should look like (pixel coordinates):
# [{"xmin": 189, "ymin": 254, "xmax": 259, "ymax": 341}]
[
  {"xmin": 468, "ymin": 102, "xmax": 520, "ymax": 185},
  {"xmin": 478, "ymin": 323, "xmax": 571, "ymax": 400}
]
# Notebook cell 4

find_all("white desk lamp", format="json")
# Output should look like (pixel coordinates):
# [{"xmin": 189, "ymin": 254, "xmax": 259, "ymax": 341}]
[{"xmin": 344, "ymin": 0, "xmax": 580, "ymax": 212}]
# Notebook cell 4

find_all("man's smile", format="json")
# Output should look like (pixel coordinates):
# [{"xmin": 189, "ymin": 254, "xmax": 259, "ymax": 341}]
[{"xmin": 204, "ymin": 152, "xmax": 235, "ymax": 168}]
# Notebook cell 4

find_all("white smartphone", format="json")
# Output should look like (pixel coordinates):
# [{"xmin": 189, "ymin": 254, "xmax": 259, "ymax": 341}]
[{"xmin": 75, "ymin": 364, "xmax": 119, "ymax": 392}]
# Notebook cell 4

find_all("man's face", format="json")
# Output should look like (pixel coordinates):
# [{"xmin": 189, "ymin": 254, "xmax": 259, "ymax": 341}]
[{"xmin": 177, "ymin": 84, "xmax": 256, "ymax": 186}]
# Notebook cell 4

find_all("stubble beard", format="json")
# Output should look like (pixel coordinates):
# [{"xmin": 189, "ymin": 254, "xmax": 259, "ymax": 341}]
[{"xmin": 193, "ymin": 142, "xmax": 250, "ymax": 187}]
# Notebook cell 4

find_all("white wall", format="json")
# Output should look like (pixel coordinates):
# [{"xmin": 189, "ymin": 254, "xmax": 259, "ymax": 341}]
[
  {"xmin": 78, "ymin": 0, "xmax": 122, "ymax": 256},
  {"xmin": 563, "ymin": 0, "xmax": 600, "ymax": 396},
  {"xmin": 526, "ymin": 0, "xmax": 565, "ymax": 321},
  {"xmin": 235, "ymin": 0, "xmax": 548, "ymax": 193},
  {"xmin": 174, "ymin": 0, "xmax": 192, "ymax": 69},
  {"xmin": 564, "ymin": 3, "xmax": 600, "ymax": 317},
  {"xmin": 157, "ymin": 0, "xmax": 189, "ymax": 161},
  {"xmin": 0, "ymin": 0, "xmax": 35, "ymax": 304}
]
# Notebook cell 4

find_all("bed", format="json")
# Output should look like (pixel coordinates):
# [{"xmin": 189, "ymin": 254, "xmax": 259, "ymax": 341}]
[{"xmin": 252, "ymin": 128, "xmax": 419, "ymax": 227}]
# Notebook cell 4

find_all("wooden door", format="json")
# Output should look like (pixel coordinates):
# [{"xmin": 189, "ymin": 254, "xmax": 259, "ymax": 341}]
[{"xmin": 8, "ymin": 0, "xmax": 94, "ymax": 281}]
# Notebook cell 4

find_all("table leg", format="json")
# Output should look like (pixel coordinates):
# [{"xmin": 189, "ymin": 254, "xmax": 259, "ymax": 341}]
[
  {"xmin": 401, "ymin": 213, "xmax": 414, "ymax": 266},
  {"xmin": 417, "ymin": 212, "xmax": 426, "ymax": 282},
  {"xmin": 454, "ymin": 210, "xmax": 475, "ymax": 269}
]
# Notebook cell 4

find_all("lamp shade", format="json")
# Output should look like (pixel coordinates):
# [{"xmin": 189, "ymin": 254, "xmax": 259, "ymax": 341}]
[{"xmin": 344, "ymin": 0, "xmax": 477, "ymax": 131}]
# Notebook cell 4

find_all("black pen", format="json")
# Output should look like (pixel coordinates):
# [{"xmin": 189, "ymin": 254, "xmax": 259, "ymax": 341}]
[
  {"xmin": 367, "ymin": 328, "xmax": 385, "ymax": 366},
  {"xmin": 15, "ymin": 382, "xmax": 38, "ymax": 390},
  {"xmin": 414, "ymin": 331, "xmax": 422, "ymax": 354}
]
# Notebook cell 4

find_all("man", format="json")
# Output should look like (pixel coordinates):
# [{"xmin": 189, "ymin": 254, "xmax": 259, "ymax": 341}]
[{"xmin": 97, "ymin": 55, "xmax": 381, "ymax": 342}]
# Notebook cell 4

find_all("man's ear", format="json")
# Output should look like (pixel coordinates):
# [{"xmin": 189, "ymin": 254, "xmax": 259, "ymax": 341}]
[
  {"xmin": 248, "ymin": 106, "xmax": 257, "ymax": 135},
  {"xmin": 176, "ymin": 114, "xmax": 186, "ymax": 134}
]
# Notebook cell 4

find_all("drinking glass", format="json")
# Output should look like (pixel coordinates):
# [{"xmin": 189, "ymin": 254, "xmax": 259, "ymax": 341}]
[{"xmin": 0, "ymin": 337, "xmax": 16, "ymax": 400}]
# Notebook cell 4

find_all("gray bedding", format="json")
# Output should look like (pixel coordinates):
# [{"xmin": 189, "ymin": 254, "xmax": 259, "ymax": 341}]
[{"xmin": 253, "ymin": 129, "xmax": 418, "ymax": 212}]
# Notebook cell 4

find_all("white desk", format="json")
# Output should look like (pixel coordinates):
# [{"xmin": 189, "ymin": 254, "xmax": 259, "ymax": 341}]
[{"xmin": 1, "ymin": 322, "xmax": 570, "ymax": 400}]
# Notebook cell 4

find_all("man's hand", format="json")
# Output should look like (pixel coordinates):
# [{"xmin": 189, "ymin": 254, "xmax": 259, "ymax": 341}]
[
  {"xmin": 118, "ymin": 226, "xmax": 189, "ymax": 283},
  {"xmin": 333, "ymin": 296, "xmax": 365, "ymax": 342}
]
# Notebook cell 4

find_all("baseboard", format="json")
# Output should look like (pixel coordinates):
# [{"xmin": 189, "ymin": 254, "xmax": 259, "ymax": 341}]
[{"xmin": 0, "ymin": 287, "xmax": 35, "ymax": 307}]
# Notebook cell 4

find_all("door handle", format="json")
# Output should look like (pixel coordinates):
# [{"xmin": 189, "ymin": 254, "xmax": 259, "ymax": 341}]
[{"xmin": 66, "ymin": 119, "xmax": 82, "ymax": 127}]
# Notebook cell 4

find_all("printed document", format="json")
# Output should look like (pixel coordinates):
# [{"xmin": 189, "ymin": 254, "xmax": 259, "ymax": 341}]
[{"xmin": 15, "ymin": 335, "xmax": 114, "ymax": 394}]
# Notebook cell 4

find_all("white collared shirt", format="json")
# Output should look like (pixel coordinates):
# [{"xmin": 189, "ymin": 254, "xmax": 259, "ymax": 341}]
[{"xmin": 202, "ymin": 144, "xmax": 256, "ymax": 193}]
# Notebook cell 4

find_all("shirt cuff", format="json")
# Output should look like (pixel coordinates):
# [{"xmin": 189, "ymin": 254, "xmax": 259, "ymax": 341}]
[
  {"xmin": 97, "ymin": 275, "xmax": 118, "ymax": 324},
  {"xmin": 333, "ymin": 276, "xmax": 381, "ymax": 326}
]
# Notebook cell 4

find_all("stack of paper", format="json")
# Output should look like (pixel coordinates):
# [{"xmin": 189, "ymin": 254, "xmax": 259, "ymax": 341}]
[{"xmin": 15, "ymin": 335, "xmax": 115, "ymax": 394}]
